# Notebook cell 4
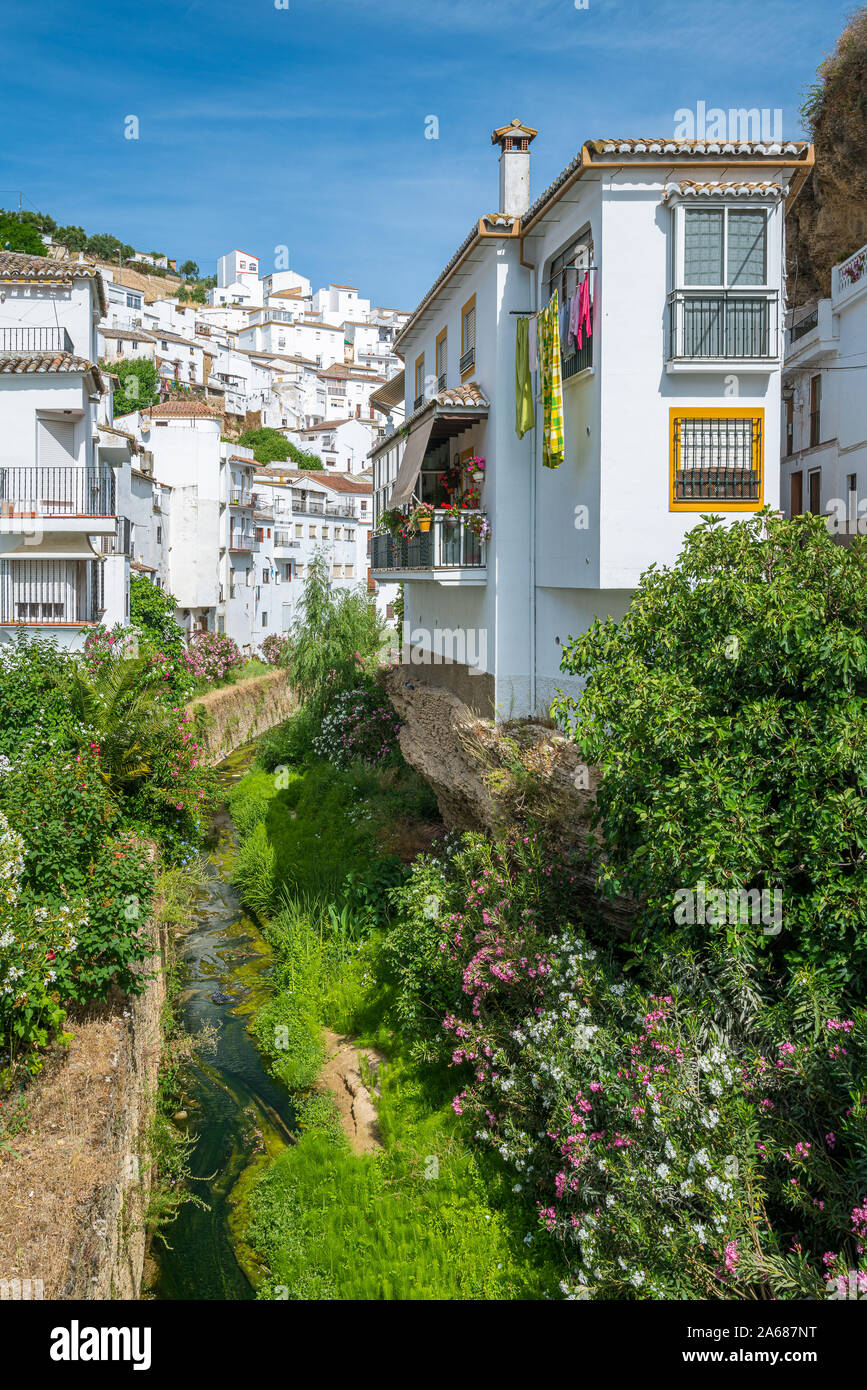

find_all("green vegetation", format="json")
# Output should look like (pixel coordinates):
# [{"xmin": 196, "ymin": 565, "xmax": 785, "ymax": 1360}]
[
  {"xmin": 109, "ymin": 359, "xmax": 161, "ymax": 418},
  {"xmin": 237, "ymin": 426, "xmax": 324, "ymax": 470}
]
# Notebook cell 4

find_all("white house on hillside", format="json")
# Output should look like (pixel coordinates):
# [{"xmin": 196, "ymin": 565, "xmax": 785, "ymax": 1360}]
[
  {"xmin": 371, "ymin": 122, "xmax": 814, "ymax": 718},
  {"xmin": 0, "ymin": 252, "xmax": 122, "ymax": 647},
  {"xmin": 780, "ymin": 241, "xmax": 867, "ymax": 534}
]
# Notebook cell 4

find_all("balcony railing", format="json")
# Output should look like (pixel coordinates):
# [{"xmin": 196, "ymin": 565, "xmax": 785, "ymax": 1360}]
[
  {"xmin": 0, "ymin": 327, "xmax": 74, "ymax": 354},
  {"xmin": 0, "ymin": 558, "xmax": 103, "ymax": 625},
  {"xmin": 0, "ymin": 466, "xmax": 115, "ymax": 518},
  {"xmin": 789, "ymin": 307, "xmax": 819, "ymax": 343},
  {"xmin": 459, "ymin": 346, "xmax": 475, "ymax": 375},
  {"xmin": 291, "ymin": 496, "xmax": 358, "ymax": 519},
  {"xmin": 562, "ymin": 336, "xmax": 593, "ymax": 380},
  {"xmin": 371, "ymin": 511, "xmax": 487, "ymax": 573},
  {"xmin": 228, "ymin": 529, "xmax": 255, "ymax": 551},
  {"xmin": 229, "ymin": 489, "xmax": 253, "ymax": 508},
  {"xmin": 668, "ymin": 291, "xmax": 779, "ymax": 361}
]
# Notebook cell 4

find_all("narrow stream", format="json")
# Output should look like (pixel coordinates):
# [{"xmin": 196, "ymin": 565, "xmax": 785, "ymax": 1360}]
[{"xmin": 153, "ymin": 744, "xmax": 294, "ymax": 1301}]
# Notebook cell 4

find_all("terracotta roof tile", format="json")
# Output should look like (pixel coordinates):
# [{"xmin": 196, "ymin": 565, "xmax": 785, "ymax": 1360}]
[
  {"xmin": 0, "ymin": 250, "xmax": 108, "ymax": 316},
  {"xmin": 148, "ymin": 399, "xmax": 222, "ymax": 419},
  {"xmin": 0, "ymin": 351, "xmax": 105, "ymax": 391},
  {"xmin": 663, "ymin": 179, "xmax": 783, "ymax": 199}
]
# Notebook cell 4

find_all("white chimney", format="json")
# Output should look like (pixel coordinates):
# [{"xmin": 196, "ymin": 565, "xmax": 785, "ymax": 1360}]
[{"xmin": 491, "ymin": 118, "xmax": 538, "ymax": 217}]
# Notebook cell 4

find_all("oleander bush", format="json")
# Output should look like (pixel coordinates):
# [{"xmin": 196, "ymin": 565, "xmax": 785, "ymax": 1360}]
[
  {"xmin": 312, "ymin": 684, "xmax": 402, "ymax": 769},
  {"xmin": 182, "ymin": 629, "xmax": 243, "ymax": 684}
]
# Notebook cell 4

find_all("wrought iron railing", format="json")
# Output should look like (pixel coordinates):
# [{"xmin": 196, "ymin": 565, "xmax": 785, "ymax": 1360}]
[
  {"xmin": 790, "ymin": 307, "xmax": 819, "ymax": 343},
  {"xmin": 459, "ymin": 346, "xmax": 475, "ymax": 374},
  {"xmin": 562, "ymin": 336, "xmax": 593, "ymax": 380},
  {"xmin": 0, "ymin": 558, "xmax": 103, "ymax": 624},
  {"xmin": 0, "ymin": 327, "xmax": 74, "ymax": 354},
  {"xmin": 371, "ymin": 512, "xmax": 487, "ymax": 572},
  {"xmin": 671, "ymin": 414, "xmax": 762, "ymax": 502},
  {"xmin": 0, "ymin": 466, "xmax": 115, "ymax": 518},
  {"xmin": 668, "ymin": 291, "xmax": 779, "ymax": 360},
  {"xmin": 228, "ymin": 529, "xmax": 255, "ymax": 551}
]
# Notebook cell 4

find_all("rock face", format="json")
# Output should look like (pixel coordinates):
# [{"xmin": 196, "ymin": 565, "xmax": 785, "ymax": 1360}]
[
  {"xmin": 382, "ymin": 669, "xmax": 637, "ymax": 936},
  {"xmin": 788, "ymin": 9, "xmax": 867, "ymax": 306},
  {"xmin": 320, "ymin": 1031, "xmax": 384, "ymax": 1155}
]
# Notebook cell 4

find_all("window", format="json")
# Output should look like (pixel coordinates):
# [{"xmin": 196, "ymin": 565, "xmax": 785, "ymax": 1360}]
[
  {"xmin": 414, "ymin": 353, "xmax": 425, "ymax": 409},
  {"xmin": 131, "ymin": 340, "xmax": 138, "ymax": 350},
  {"xmin": 435, "ymin": 328, "xmax": 447, "ymax": 388},
  {"xmin": 808, "ymin": 469, "xmax": 821, "ymax": 516},
  {"xmin": 156, "ymin": 526, "xmax": 162, "ymax": 543},
  {"xmin": 334, "ymin": 527, "xmax": 341, "ymax": 541},
  {"xmin": 333, "ymin": 563, "xmax": 342, "ymax": 577},
  {"xmin": 670, "ymin": 408, "xmax": 763, "ymax": 510},
  {"xmin": 672, "ymin": 206, "xmax": 774, "ymax": 360},
  {"xmin": 322, "ymin": 525, "xmax": 329, "ymax": 539},
  {"xmin": 810, "ymin": 375, "xmax": 822, "ymax": 448},
  {"xmin": 785, "ymin": 397, "xmax": 794, "ymax": 457},
  {"xmin": 460, "ymin": 297, "xmax": 476, "ymax": 377},
  {"xmin": 790, "ymin": 471, "xmax": 803, "ymax": 516},
  {"xmin": 38, "ymin": 417, "xmax": 75, "ymax": 467},
  {"xmin": 345, "ymin": 563, "xmax": 354, "ymax": 578},
  {"xmin": 284, "ymin": 564, "xmax": 292, "ymax": 581},
  {"xmin": 161, "ymin": 340, "xmax": 168, "ymax": 351},
  {"xmin": 261, "ymin": 612, "xmax": 268, "ymax": 626},
  {"xmin": 295, "ymin": 524, "xmax": 303, "ymax": 538},
  {"xmin": 309, "ymin": 525, "xmax": 317, "ymax": 538}
]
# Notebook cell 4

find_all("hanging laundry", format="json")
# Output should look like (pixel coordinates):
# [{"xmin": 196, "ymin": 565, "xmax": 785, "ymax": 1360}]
[
  {"xmin": 537, "ymin": 290, "xmax": 564, "ymax": 469},
  {"xmin": 515, "ymin": 316, "xmax": 535, "ymax": 440},
  {"xmin": 575, "ymin": 274, "xmax": 593, "ymax": 351},
  {"xmin": 528, "ymin": 313, "xmax": 538, "ymax": 372},
  {"xmin": 568, "ymin": 289, "xmax": 580, "ymax": 346}
]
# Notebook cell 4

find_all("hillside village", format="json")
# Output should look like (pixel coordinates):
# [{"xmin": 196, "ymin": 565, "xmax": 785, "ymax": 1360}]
[{"xmin": 0, "ymin": 241, "xmax": 408, "ymax": 651}]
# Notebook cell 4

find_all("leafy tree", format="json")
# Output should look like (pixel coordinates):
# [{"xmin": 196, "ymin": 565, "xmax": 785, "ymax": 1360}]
[
  {"xmin": 0, "ymin": 212, "xmax": 46, "ymax": 255},
  {"xmin": 238, "ymin": 426, "xmax": 292, "ymax": 464},
  {"xmin": 85, "ymin": 232, "xmax": 122, "ymax": 260},
  {"xmin": 180, "ymin": 259, "xmax": 199, "ymax": 279},
  {"xmin": 552, "ymin": 511, "xmax": 867, "ymax": 990},
  {"xmin": 287, "ymin": 550, "xmax": 384, "ymax": 719},
  {"xmin": 110, "ymin": 358, "xmax": 161, "ymax": 417},
  {"xmin": 129, "ymin": 575, "xmax": 185, "ymax": 655},
  {"xmin": 190, "ymin": 285, "xmax": 206, "ymax": 304},
  {"xmin": 286, "ymin": 441, "xmax": 324, "ymax": 470},
  {"xmin": 55, "ymin": 224, "xmax": 88, "ymax": 253}
]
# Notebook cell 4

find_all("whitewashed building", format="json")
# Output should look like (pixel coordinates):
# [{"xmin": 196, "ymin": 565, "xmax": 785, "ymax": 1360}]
[
  {"xmin": 780, "ymin": 241, "xmax": 867, "ymax": 536},
  {"xmin": 371, "ymin": 122, "xmax": 814, "ymax": 717},
  {"xmin": 0, "ymin": 252, "xmax": 122, "ymax": 647}
]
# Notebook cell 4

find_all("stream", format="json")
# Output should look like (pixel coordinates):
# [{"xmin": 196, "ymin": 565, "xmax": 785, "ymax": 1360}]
[{"xmin": 153, "ymin": 744, "xmax": 294, "ymax": 1301}]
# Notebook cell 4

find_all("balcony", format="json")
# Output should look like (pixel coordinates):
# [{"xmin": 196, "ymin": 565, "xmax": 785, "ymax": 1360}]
[
  {"xmin": 562, "ymin": 337, "xmax": 593, "ymax": 381},
  {"xmin": 459, "ymin": 346, "xmax": 475, "ymax": 375},
  {"xmin": 370, "ymin": 511, "xmax": 487, "ymax": 582},
  {"xmin": 229, "ymin": 488, "xmax": 253, "ymax": 508},
  {"xmin": 228, "ymin": 528, "xmax": 255, "ymax": 552},
  {"xmin": 0, "ymin": 327, "xmax": 74, "ymax": 354},
  {"xmin": 667, "ymin": 291, "xmax": 779, "ymax": 366},
  {"xmin": 790, "ymin": 307, "xmax": 818, "ymax": 344},
  {"xmin": 252, "ymin": 491, "xmax": 275, "ymax": 520},
  {"xmin": 0, "ymin": 557, "xmax": 103, "ymax": 626},
  {"xmin": 0, "ymin": 466, "xmax": 115, "ymax": 524}
]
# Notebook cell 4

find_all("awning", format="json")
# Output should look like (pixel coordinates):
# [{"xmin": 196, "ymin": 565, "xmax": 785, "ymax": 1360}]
[
  {"xmin": 388, "ymin": 413, "xmax": 436, "ymax": 508},
  {"xmin": 3, "ymin": 533, "xmax": 104, "ymax": 561}
]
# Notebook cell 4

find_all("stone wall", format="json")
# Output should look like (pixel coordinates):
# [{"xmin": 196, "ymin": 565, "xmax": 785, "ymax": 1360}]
[{"xmin": 189, "ymin": 669, "xmax": 296, "ymax": 765}]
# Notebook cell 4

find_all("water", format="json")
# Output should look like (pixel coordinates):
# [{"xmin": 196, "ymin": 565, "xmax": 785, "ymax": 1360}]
[{"xmin": 153, "ymin": 745, "xmax": 295, "ymax": 1301}]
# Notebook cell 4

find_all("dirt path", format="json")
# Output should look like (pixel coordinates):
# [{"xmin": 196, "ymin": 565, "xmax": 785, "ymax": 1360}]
[{"xmin": 319, "ymin": 1031, "xmax": 385, "ymax": 1155}]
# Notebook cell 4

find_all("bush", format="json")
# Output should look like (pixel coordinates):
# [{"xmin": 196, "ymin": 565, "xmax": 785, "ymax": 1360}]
[
  {"xmin": 0, "ymin": 633, "xmax": 75, "ymax": 759},
  {"xmin": 312, "ymin": 684, "xmax": 401, "ymax": 769},
  {"xmin": 552, "ymin": 512, "xmax": 867, "ymax": 992},
  {"xmin": 258, "ymin": 706, "xmax": 320, "ymax": 771},
  {"xmin": 260, "ymin": 633, "xmax": 292, "ymax": 666},
  {"xmin": 182, "ymin": 630, "xmax": 243, "ymax": 684}
]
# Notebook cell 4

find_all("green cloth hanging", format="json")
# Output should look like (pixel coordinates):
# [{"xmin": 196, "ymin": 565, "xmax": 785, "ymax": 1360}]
[{"xmin": 515, "ymin": 315, "xmax": 535, "ymax": 440}]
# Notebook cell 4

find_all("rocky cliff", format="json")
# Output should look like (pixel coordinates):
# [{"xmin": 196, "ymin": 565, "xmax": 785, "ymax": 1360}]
[{"xmin": 788, "ymin": 8, "xmax": 867, "ymax": 306}]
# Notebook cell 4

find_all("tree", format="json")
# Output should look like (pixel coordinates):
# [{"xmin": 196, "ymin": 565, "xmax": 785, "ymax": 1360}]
[
  {"xmin": 286, "ymin": 441, "xmax": 324, "ymax": 470},
  {"xmin": 129, "ymin": 575, "xmax": 185, "ymax": 656},
  {"xmin": 238, "ymin": 427, "xmax": 292, "ymax": 464},
  {"xmin": 286, "ymin": 551, "xmax": 384, "ymax": 719},
  {"xmin": 0, "ymin": 212, "xmax": 47, "ymax": 255},
  {"xmin": 55, "ymin": 224, "xmax": 88, "ymax": 253},
  {"xmin": 85, "ymin": 232, "xmax": 122, "ymax": 260},
  {"xmin": 110, "ymin": 359, "xmax": 161, "ymax": 417},
  {"xmin": 552, "ymin": 511, "xmax": 867, "ymax": 987},
  {"xmin": 180, "ymin": 259, "xmax": 199, "ymax": 279}
]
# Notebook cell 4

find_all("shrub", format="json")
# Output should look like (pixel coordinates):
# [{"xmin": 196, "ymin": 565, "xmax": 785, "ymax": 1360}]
[
  {"xmin": 258, "ymin": 706, "xmax": 320, "ymax": 771},
  {"xmin": 312, "ymin": 684, "xmax": 402, "ymax": 769},
  {"xmin": 552, "ymin": 512, "xmax": 867, "ymax": 992},
  {"xmin": 0, "ymin": 633, "xmax": 75, "ymax": 759},
  {"xmin": 260, "ymin": 633, "xmax": 292, "ymax": 666},
  {"xmin": 182, "ymin": 630, "xmax": 243, "ymax": 684}
]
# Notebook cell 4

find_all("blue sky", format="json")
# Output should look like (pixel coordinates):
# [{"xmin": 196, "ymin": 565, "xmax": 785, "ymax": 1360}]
[{"xmin": 0, "ymin": 0, "xmax": 851, "ymax": 309}]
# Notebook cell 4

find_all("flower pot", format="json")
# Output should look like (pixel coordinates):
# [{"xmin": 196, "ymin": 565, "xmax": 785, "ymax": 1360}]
[
  {"xmin": 472, "ymin": 470, "xmax": 485, "ymax": 483},
  {"xmin": 418, "ymin": 515, "xmax": 432, "ymax": 532},
  {"xmin": 443, "ymin": 515, "xmax": 458, "ymax": 530}
]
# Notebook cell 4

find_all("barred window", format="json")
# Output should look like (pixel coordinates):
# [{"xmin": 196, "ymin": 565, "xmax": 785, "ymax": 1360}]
[{"xmin": 671, "ymin": 413, "xmax": 763, "ymax": 507}]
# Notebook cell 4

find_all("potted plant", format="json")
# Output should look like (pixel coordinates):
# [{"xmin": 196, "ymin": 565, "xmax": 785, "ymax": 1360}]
[
  {"xmin": 379, "ymin": 506, "xmax": 405, "ymax": 537},
  {"xmin": 463, "ymin": 513, "xmax": 491, "ymax": 541},
  {"xmin": 466, "ymin": 455, "xmax": 486, "ymax": 484},
  {"xmin": 440, "ymin": 502, "xmax": 459, "ymax": 530},
  {"xmin": 412, "ymin": 502, "xmax": 435, "ymax": 533}
]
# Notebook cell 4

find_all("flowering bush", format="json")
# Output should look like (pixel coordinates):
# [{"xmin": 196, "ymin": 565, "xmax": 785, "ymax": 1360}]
[
  {"xmin": 313, "ymin": 685, "xmax": 402, "ymax": 769},
  {"xmin": 387, "ymin": 832, "xmax": 867, "ymax": 1300},
  {"xmin": 182, "ymin": 629, "xmax": 243, "ymax": 684},
  {"xmin": 261, "ymin": 633, "xmax": 292, "ymax": 666}
]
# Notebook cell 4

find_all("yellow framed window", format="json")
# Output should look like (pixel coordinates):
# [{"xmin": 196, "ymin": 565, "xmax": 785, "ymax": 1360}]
[
  {"xmin": 414, "ymin": 353, "xmax": 425, "ymax": 408},
  {"xmin": 669, "ymin": 407, "xmax": 763, "ymax": 511},
  {"xmin": 435, "ymin": 328, "xmax": 447, "ymax": 387}
]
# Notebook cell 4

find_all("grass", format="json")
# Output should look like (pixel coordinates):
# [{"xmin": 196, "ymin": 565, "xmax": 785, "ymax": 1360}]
[{"xmin": 228, "ymin": 710, "xmax": 563, "ymax": 1300}]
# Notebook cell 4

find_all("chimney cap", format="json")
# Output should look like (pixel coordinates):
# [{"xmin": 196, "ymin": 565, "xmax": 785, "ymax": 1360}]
[{"xmin": 491, "ymin": 118, "xmax": 538, "ymax": 147}]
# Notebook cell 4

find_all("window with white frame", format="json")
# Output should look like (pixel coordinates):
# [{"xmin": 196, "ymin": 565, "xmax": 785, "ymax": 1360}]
[{"xmin": 670, "ymin": 203, "xmax": 776, "ymax": 360}]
